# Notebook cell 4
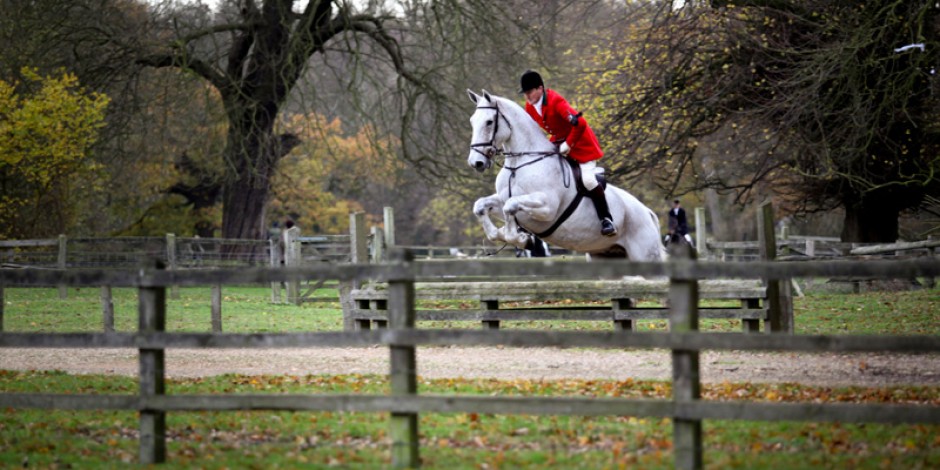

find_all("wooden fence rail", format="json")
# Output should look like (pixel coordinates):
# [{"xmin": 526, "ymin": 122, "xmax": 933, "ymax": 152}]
[
  {"xmin": 1, "ymin": 255, "xmax": 939, "ymax": 469},
  {"xmin": 0, "ymin": 233, "xmax": 352, "ymax": 271}
]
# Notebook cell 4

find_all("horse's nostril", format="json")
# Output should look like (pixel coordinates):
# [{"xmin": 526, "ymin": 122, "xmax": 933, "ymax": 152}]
[{"xmin": 474, "ymin": 161, "xmax": 484, "ymax": 169}]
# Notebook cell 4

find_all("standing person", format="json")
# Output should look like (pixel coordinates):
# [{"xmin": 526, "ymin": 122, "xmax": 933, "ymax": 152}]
[
  {"xmin": 519, "ymin": 70, "xmax": 616, "ymax": 237},
  {"xmin": 667, "ymin": 199, "xmax": 689, "ymax": 243}
]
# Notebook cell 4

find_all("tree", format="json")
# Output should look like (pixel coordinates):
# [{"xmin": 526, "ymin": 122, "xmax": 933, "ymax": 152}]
[
  {"xmin": 0, "ymin": 0, "xmax": 182, "ymax": 237},
  {"xmin": 581, "ymin": 1, "xmax": 940, "ymax": 242},
  {"xmin": 136, "ymin": 0, "xmax": 448, "ymax": 241},
  {"xmin": 0, "ymin": 69, "xmax": 110, "ymax": 238}
]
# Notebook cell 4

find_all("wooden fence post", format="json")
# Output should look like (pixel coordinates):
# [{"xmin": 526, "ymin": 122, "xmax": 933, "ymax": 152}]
[
  {"xmin": 101, "ymin": 286, "xmax": 114, "ymax": 332},
  {"xmin": 613, "ymin": 298, "xmax": 635, "ymax": 332},
  {"xmin": 341, "ymin": 213, "xmax": 369, "ymax": 331},
  {"xmin": 350, "ymin": 212, "xmax": 368, "ymax": 264},
  {"xmin": 371, "ymin": 226, "xmax": 385, "ymax": 263},
  {"xmin": 926, "ymin": 237, "xmax": 936, "ymax": 289},
  {"xmin": 384, "ymin": 206, "xmax": 396, "ymax": 250},
  {"xmin": 57, "ymin": 234, "xmax": 67, "ymax": 299},
  {"xmin": 669, "ymin": 244, "xmax": 701, "ymax": 470},
  {"xmin": 138, "ymin": 259, "xmax": 167, "ymax": 464},
  {"xmin": 694, "ymin": 207, "xmax": 707, "ymax": 259},
  {"xmin": 284, "ymin": 226, "xmax": 301, "ymax": 305},
  {"xmin": 165, "ymin": 233, "xmax": 180, "ymax": 300},
  {"xmin": 757, "ymin": 202, "xmax": 793, "ymax": 333},
  {"xmin": 481, "ymin": 299, "xmax": 500, "ymax": 330},
  {"xmin": 387, "ymin": 249, "xmax": 419, "ymax": 468},
  {"xmin": 211, "ymin": 284, "xmax": 223, "ymax": 332},
  {"xmin": 270, "ymin": 238, "xmax": 282, "ymax": 304}
]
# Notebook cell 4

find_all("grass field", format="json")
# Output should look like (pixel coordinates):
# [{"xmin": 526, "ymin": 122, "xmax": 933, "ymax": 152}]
[
  {"xmin": 3, "ymin": 283, "xmax": 938, "ymax": 334},
  {"xmin": 1, "ymin": 284, "xmax": 938, "ymax": 468}
]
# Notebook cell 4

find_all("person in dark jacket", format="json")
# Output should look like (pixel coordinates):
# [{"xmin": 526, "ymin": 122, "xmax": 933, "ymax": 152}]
[{"xmin": 667, "ymin": 199, "xmax": 688, "ymax": 244}]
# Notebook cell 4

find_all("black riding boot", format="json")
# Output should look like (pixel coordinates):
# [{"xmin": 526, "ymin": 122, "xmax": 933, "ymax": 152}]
[{"xmin": 588, "ymin": 186, "xmax": 617, "ymax": 237}]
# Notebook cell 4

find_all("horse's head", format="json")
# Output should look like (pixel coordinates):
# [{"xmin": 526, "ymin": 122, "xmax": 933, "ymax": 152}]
[{"xmin": 466, "ymin": 89, "xmax": 508, "ymax": 173}]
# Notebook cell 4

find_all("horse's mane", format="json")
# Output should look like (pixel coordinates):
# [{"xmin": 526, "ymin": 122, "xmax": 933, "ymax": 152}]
[{"xmin": 487, "ymin": 93, "xmax": 556, "ymax": 153}]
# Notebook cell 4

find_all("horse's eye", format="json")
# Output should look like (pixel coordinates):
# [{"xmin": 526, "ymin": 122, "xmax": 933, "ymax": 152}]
[{"xmin": 485, "ymin": 120, "xmax": 493, "ymax": 126}]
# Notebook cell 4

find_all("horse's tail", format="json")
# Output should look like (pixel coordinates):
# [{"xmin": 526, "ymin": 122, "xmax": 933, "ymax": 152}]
[
  {"xmin": 647, "ymin": 207, "xmax": 660, "ymax": 227},
  {"xmin": 647, "ymin": 208, "xmax": 668, "ymax": 261}
]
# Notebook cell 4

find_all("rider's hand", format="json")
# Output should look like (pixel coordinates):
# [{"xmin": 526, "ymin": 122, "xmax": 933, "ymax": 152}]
[
  {"xmin": 559, "ymin": 142, "xmax": 570, "ymax": 155},
  {"xmin": 568, "ymin": 112, "xmax": 582, "ymax": 126}
]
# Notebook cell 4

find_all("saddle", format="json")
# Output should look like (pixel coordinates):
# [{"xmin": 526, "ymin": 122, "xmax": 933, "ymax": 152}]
[
  {"xmin": 530, "ymin": 156, "xmax": 606, "ymax": 239},
  {"xmin": 567, "ymin": 156, "xmax": 607, "ymax": 192}
]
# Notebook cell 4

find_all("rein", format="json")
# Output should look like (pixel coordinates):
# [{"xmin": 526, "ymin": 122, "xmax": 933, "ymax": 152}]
[{"xmin": 503, "ymin": 152, "xmax": 561, "ymax": 199}]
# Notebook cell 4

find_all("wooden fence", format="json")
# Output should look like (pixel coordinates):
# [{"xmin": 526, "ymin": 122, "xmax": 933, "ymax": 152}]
[
  {"xmin": 5, "ymin": 205, "xmax": 934, "ymax": 269},
  {"xmin": 0, "ymin": 233, "xmax": 352, "ymax": 271},
  {"xmin": 706, "ymin": 237, "xmax": 940, "ymax": 262},
  {"xmin": 1, "ymin": 254, "xmax": 939, "ymax": 469}
]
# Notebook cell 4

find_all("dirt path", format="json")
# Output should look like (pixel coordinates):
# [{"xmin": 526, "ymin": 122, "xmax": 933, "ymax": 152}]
[{"xmin": 2, "ymin": 347, "xmax": 938, "ymax": 386}]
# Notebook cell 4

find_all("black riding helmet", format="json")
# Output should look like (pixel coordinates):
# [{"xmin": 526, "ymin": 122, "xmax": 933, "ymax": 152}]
[{"xmin": 519, "ymin": 70, "xmax": 544, "ymax": 93}]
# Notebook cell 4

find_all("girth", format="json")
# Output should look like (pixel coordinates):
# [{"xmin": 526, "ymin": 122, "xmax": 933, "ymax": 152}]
[{"xmin": 522, "ymin": 157, "xmax": 606, "ymax": 239}]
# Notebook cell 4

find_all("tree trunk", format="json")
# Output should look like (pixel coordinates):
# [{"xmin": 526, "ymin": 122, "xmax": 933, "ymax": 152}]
[
  {"xmin": 222, "ymin": 177, "xmax": 271, "ymax": 240},
  {"xmin": 840, "ymin": 193, "xmax": 901, "ymax": 243},
  {"xmin": 220, "ymin": 110, "xmax": 301, "ymax": 241}
]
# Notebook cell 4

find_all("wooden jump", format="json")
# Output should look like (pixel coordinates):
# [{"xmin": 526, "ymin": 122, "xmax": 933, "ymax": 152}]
[
  {"xmin": 345, "ymin": 278, "xmax": 772, "ymax": 333},
  {"xmin": 342, "ymin": 203, "xmax": 791, "ymax": 333}
]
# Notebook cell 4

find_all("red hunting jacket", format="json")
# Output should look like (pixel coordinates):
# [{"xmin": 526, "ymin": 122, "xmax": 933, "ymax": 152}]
[{"xmin": 524, "ymin": 88, "xmax": 603, "ymax": 163}]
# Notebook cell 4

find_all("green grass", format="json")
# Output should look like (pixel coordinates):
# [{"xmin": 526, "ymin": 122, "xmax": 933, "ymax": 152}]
[
  {"xmin": 1, "ymin": 285, "xmax": 939, "ymax": 467},
  {"xmin": 3, "ymin": 284, "xmax": 937, "ymax": 335},
  {"xmin": 0, "ymin": 371, "xmax": 938, "ymax": 468},
  {"xmin": 2, "ymin": 286, "xmax": 343, "ymax": 333},
  {"xmin": 794, "ymin": 288, "xmax": 940, "ymax": 335}
]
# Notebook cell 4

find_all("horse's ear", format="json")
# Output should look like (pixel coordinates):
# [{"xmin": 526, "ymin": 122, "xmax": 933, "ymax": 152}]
[
  {"xmin": 467, "ymin": 89, "xmax": 480, "ymax": 104},
  {"xmin": 482, "ymin": 89, "xmax": 493, "ymax": 103}
]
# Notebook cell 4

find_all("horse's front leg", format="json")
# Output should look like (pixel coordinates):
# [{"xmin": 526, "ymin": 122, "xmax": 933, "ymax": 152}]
[
  {"xmin": 473, "ymin": 194, "xmax": 505, "ymax": 242},
  {"xmin": 501, "ymin": 193, "xmax": 554, "ymax": 246}
]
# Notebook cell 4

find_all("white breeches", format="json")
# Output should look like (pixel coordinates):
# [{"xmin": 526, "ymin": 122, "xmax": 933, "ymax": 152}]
[{"xmin": 580, "ymin": 160, "xmax": 599, "ymax": 191}]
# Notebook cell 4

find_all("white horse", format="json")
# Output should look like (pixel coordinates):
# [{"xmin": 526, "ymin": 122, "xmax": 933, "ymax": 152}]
[{"xmin": 467, "ymin": 90, "xmax": 665, "ymax": 261}]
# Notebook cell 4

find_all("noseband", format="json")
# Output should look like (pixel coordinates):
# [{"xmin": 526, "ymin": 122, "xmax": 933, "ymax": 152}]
[{"xmin": 469, "ymin": 105, "xmax": 511, "ymax": 160}]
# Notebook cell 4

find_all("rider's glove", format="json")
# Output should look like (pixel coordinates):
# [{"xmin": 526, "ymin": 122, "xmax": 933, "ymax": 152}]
[
  {"xmin": 568, "ymin": 112, "xmax": 582, "ymax": 126},
  {"xmin": 559, "ymin": 142, "xmax": 570, "ymax": 156}
]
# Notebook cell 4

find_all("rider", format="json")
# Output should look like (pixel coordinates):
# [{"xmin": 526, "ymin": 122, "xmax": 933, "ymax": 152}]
[
  {"xmin": 518, "ymin": 70, "xmax": 616, "ymax": 237},
  {"xmin": 667, "ymin": 199, "xmax": 689, "ymax": 243}
]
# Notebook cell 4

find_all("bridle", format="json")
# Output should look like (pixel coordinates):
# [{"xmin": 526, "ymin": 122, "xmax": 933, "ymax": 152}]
[
  {"xmin": 469, "ymin": 105, "xmax": 509, "ymax": 160},
  {"xmin": 469, "ymin": 103, "xmax": 559, "ymax": 163}
]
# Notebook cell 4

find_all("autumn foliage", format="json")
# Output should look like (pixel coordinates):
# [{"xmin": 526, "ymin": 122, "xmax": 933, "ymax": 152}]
[
  {"xmin": 0, "ymin": 69, "xmax": 109, "ymax": 238},
  {"xmin": 268, "ymin": 114, "xmax": 403, "ymax": 234}
]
